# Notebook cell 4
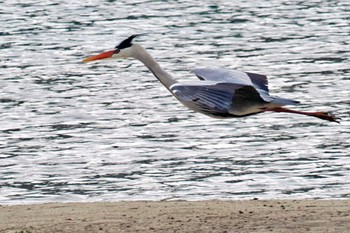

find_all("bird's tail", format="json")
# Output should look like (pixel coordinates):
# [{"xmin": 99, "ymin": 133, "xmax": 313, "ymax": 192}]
[{"xmin": 270, "ymin": 96, "xmax": 300, "ymax": 106}]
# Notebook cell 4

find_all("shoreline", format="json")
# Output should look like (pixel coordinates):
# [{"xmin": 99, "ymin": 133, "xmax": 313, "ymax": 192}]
[{"xmin": 1, "ymin": 199, "xmax": 350, "ymax": 233}]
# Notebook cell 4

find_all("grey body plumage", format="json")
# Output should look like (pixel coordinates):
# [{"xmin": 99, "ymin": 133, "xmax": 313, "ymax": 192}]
[{"xmin": 171, "ymin": 68, "xmax": 298, "ymax": 118}]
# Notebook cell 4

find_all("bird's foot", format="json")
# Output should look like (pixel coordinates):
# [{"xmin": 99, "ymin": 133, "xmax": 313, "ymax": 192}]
[{"xmin": 314, "ymin": 112, "xmax": 340, "ymax": 123}]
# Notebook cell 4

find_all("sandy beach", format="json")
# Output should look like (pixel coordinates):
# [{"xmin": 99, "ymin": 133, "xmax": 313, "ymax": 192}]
[{"xmin": 1, "ymin": 199, "xmax": 350, "ymax": 233}]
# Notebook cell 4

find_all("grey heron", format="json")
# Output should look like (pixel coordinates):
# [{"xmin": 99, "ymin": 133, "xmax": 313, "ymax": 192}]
[{"xmin": 83, "ymin": 35, "xmax": 338, "ymax": 123}]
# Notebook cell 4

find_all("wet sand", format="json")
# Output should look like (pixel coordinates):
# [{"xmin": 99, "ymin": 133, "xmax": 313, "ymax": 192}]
[{"xmin": 1, "ymin": 199, "xmax": 350, "ymax": 233}]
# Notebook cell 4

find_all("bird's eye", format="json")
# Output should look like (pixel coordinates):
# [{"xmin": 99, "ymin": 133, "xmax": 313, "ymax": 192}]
[{"xmin": 114, "ymin": 48, "xmax": 120, "ymax": 54}]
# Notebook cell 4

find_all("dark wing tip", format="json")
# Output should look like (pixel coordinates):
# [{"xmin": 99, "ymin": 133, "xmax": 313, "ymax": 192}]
[{"xmin": 246, "ymin": 72, "xmax": 269, "ymax": 92}]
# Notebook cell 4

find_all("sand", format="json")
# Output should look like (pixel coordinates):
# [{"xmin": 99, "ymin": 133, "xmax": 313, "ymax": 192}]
[{"xmin": 1, "ymin": 199, "xmax": 350, "ymax": 233}]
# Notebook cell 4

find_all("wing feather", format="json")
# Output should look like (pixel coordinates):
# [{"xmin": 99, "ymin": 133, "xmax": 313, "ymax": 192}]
[
  {"xmin": 191, "ymin": 68, "xmax": 270, "ymax": 99},
  {"xmin": 191, "ymin": 68, "xmax": 252, "ymax": 86},
  {"xmin": 170, "ymin": 82, "xmax": 244, "ymax": 115}
]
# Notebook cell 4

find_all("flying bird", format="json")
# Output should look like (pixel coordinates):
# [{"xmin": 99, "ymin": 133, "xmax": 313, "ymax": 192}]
[{"xmin": 83, "ymin": 35, "xmax": 338, "ymax": 123}]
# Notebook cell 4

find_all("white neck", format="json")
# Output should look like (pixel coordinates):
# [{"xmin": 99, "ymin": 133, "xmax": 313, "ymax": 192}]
[{"xmin": 131, "ymin": 44, "xmax": 177, "ymax": 90}]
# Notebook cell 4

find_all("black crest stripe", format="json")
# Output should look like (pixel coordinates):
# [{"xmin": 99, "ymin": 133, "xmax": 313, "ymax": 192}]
[{"xmin": 115, "ymin": 35, "xmax": 138, "ymax": 49}]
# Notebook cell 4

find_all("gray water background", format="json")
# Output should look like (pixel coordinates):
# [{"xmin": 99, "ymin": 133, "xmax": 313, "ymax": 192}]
[{"xmin": 0, "ymin": 0, "xmax": 349, "ymax": 204}]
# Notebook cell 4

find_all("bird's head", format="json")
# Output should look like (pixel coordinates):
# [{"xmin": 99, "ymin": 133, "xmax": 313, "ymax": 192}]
[{"xmin": 83, "ymin": 35, "xmax": 139, "ymax": 63}]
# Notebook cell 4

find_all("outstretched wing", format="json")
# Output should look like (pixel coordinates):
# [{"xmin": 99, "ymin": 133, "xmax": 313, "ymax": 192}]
[
  {"xmin": 170, "ymin": 81, "xmax": 245, "ymax": 117},
  {"xmin": 191, "ymin": 68, "xmax": 270, "ymax": 100}
]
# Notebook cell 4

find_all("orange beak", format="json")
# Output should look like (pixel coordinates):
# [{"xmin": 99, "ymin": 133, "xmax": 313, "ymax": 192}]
[{"xmin": 83, "ymin": 50, "xmax": 115, "ymax": 63}]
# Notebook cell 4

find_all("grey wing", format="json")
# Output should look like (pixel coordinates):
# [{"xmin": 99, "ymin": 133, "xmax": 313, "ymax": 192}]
[
  {"xmin": 191, "ymin": 68, "xmax": 271, "ymax": 101},
  {"xmin": 170, "ymin": 81, "xmax": 245, "ymax": 116}
]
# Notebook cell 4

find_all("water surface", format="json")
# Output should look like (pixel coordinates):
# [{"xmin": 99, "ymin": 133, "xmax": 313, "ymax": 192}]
[{"xmin": 0, "ymin": 0, "xmax": 349, "ymax": 204}]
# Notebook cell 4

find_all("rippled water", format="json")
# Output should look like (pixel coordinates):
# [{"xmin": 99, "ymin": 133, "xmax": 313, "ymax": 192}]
[{"xmin": 1, "ymin": 0, "xmax": 349, "ymax": 204}]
